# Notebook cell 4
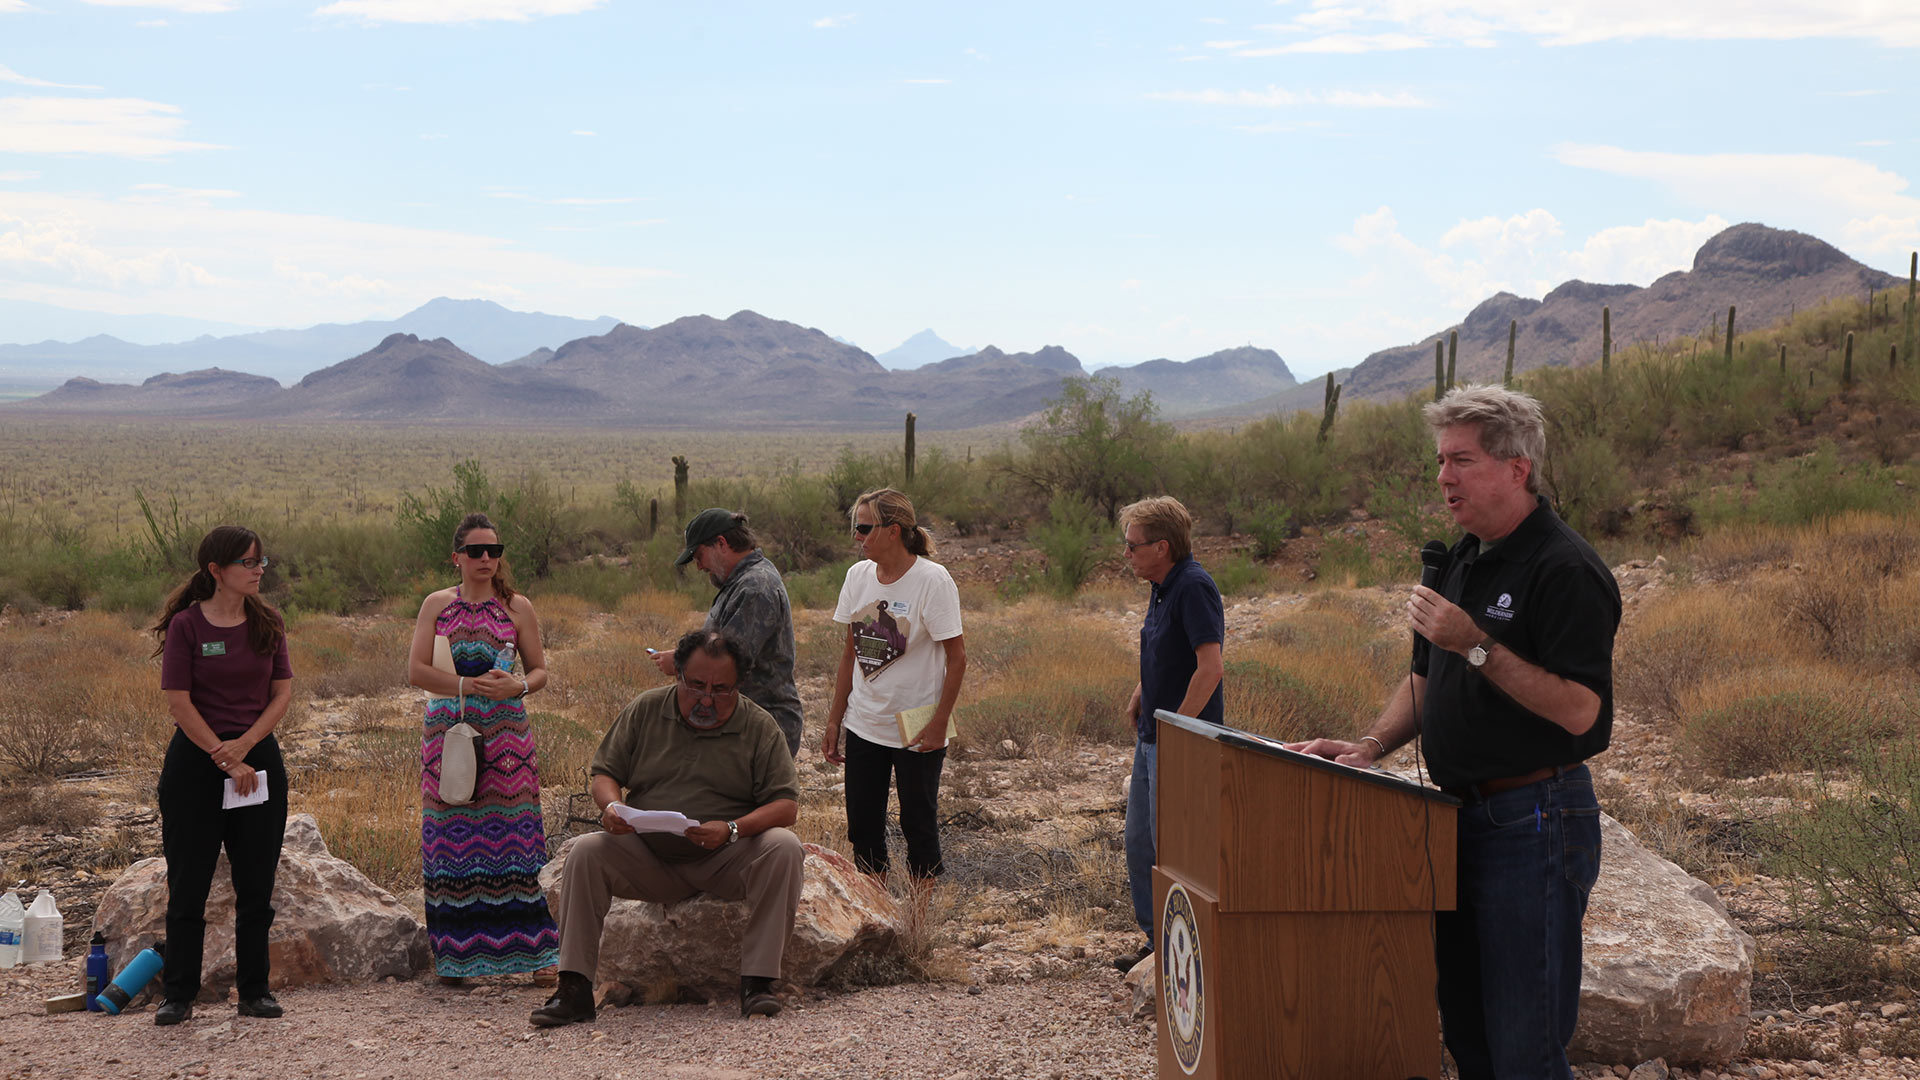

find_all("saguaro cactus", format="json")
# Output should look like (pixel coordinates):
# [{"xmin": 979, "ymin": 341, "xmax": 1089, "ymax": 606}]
[
  {"xmin": 1446, "ymin": 330, "xmax": 1457, "ymax": 389},
  {"xmin": 904, "ymin": 412, "xmax": 917, "ymax": 485},
  {"xmin": 1779, "ymin": 343, "xmax": 1787, "ymax": 374},
  {"xmin": 672, "ymin": 455, "xmax": 690, "ymax": 517},
  {"xmin": 1724, "ymin": 306, "xmax": 1736, "ymax": 366},
  {"xmin": 1434, "ymin": 340, "xmax": 1445, "ymax": 401},
  {"xmin": 1505, "ymin": 319, "xmax": 1516, "ymax": 387},
  {"xmin": 1905, "ymin": 252, "xmax": 1916, "ymax": 369},
  {"xmin": 648, "ymin": 497, "xmax": 659, "ymax": 539},
  {"xmin": 1844, "ymin": 332, "xmax": 1855, "ymax": 387},
  {"xmin": 1317, "ymin": 373, "xmax": 1341, "ymax": 444},
  {"xmin": 1601, "ymin": 306, "xmax": 1611, "ymax": 374}
]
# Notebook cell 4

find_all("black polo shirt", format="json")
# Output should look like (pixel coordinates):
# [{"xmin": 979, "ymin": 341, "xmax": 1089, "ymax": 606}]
[
  {"xmin": 1139, "ymin": 555, "xmax": 1225, "ymax": 742},
  {"xmin": 1413, "ymin": 497, "xmax": 1619, "ymax": 790}
]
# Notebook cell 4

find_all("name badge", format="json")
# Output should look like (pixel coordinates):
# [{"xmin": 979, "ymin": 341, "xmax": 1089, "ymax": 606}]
[{"xmin": 201, "ymin": 641, "xmax": 227, "ymax": 657}]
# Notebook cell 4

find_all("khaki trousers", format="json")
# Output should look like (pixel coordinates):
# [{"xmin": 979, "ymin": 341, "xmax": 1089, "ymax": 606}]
[{"xmin": 556, "ymin": 827, "xmax": 805, "ymax": 980}]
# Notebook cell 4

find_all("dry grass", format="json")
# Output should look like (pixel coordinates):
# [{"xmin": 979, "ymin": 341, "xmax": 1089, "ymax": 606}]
[{"xmin": 287, "ymin": 614, "xmax": 411, "ymax": 702}]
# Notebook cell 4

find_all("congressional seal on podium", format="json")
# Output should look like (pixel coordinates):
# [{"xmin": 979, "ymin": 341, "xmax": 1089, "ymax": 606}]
[{"xmin": 1160, "ymin": 881, "xmax": 1206, "ymax": 1075}]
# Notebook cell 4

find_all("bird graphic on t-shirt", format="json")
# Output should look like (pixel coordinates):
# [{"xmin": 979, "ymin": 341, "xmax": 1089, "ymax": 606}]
[{"xmin": 854, "ymin": 601, "xmax": 910, "ymax": 679}]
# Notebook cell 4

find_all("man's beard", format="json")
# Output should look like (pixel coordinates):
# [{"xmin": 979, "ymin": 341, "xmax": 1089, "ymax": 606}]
[{"xmin": 682, "ymin": 696, "xmax": 728, "ymax": 731}]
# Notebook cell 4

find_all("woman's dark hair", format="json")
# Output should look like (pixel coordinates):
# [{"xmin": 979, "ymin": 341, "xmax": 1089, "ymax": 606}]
[
  {"xmin": 150, "ymin": 525, "xmax": 285, "ymax": 658},
  {"xmin": 453, "ymin": 512, "xmax": 517, "ymax": 605}
]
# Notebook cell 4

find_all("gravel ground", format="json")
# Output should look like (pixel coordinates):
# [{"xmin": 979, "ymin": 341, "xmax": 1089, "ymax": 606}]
[{"xmin": 0, "ymin": 963, "xmax": 1154, "ymax": 1080}]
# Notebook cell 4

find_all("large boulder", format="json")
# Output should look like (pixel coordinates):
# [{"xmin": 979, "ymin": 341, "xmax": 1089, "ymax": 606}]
[
  {"xmin": 1573, "ymin": 813, "xmax": 1754, "ymax": 1066},
  {"xmin": 95, "ymin": 814, "xmax": 428, "ymax": 999},
  {"xmin": 539, "ymin": 838, "xmax": 901, "ymax": 1002}
]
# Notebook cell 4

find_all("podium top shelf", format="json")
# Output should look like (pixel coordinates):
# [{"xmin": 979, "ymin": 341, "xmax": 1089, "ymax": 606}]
[{"xmin": 1155, "ymin": 710, "xmax": 1460, "ymax": 808}]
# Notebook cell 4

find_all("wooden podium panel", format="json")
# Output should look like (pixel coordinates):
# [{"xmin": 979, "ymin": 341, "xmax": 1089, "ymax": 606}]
[
  {"xmin": 1153, "ymin": 869, "xmax": 1444, "ymax": 1080},
  {"xmin": 1152, "ymin": 711, "xmax": 1458, "ymax": 1080}
]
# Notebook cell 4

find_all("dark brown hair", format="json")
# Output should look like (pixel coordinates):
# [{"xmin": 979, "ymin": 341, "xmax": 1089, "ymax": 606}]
[
  {"xmin": 453, "ymin": 512, "xmax": 517, "ymax": 605},
  {"xmin": 150, "ymin": 525, "xmax": 285, "ymax": 658}
]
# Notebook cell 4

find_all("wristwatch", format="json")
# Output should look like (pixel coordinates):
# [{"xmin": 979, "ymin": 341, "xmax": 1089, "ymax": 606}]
[
  {"xmin": 1467, "ymin": 637, "xmax": 1496, "ymax": 668},
  {"xmin": 726, "ymin": 820, "xmax": 740, "ymax": 845}
]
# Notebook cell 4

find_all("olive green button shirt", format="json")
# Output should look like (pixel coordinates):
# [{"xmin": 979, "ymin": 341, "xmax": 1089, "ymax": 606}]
[{"xmin": 591, "ymin": 684, "xmax": 800, "ymax": 864}]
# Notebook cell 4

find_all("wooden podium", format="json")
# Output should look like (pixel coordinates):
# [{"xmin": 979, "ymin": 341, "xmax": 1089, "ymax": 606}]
[{"xmin": 1151, "ymin": 710, "xmax": 1459, "ymax": 1080}]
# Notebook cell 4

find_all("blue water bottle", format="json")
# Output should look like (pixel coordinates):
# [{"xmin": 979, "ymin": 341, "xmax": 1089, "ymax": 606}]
[
  {"xmin": 97, "ymin": 942, "xmax": 165, "ymax": 1015},
  {"xmin": 84, "ymin": 932, "xmax": 110, "ymax": 1011}
]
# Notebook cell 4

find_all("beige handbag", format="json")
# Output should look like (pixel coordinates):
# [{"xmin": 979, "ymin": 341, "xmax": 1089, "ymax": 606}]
[{"xmin": 431, "ymin": 635, "xmax": 481, "ymax": 805}]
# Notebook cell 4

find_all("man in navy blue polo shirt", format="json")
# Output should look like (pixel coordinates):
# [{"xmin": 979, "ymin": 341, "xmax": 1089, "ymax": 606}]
[
  {"xmin": 1113, "ymin": 495, "xmax": 1224, "ymax": 973},
  {"xmin": 1289, "ymin": 385, "xmax": 1619, "ymax": 1080}
]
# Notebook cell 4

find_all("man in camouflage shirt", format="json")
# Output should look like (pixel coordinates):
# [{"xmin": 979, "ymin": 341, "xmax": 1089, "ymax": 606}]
[{"xmin": 655, "ymin": 508, "xmax": 804, "ymax": 755}]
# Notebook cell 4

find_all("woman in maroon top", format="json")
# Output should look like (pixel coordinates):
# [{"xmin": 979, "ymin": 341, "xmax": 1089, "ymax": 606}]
[{"xmin": 149, "ymin": 525, "xmax": 293, "ymax": 1027}]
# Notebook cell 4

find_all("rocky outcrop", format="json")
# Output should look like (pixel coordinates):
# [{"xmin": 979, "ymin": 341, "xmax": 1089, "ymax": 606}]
[
  {"xmin": 93, "ymin": 814, "xmax": 428, "ymax": 1000},
  {"xmin": 1573, "ymin": 813, "xmax": 1754, "ymax": 1066},
  {"xmin": 538, "ymin": 839, "xmax": 901, "ymax": 1003}
]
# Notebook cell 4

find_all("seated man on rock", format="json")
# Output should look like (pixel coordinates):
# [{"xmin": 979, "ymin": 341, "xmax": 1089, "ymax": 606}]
[{"xmin": 531, "ymin": 628, "xmax": 804, "ymax": 1026}]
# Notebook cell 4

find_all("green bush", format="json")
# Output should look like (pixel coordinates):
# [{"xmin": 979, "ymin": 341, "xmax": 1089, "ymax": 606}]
[
  {"xmin": 1209, "ymin": 553, "xmax": 1267, "ymax": 596},
  {"xmin": 1677, "ymin": 690, "xmax": 1886, "ymax": 778},
  {"xmin": 1767, "ymin": 737, "xmax": 1920, "ymax": 941},
  {"xmin": 1030, "ymin": 495, "xmax": 1110, "ymax": 597}
]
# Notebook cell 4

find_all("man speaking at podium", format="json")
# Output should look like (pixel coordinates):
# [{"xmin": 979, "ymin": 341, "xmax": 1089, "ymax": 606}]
[{"xmin": 1290, "ymin": 385, "xmax": 1619, "ymax": 1080}]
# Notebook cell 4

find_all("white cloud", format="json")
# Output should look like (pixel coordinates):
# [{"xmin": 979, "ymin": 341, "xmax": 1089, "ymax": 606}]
[
  {"xmin": 1237, "ymin": 1, "xmax": 1920, "ymax": 53},
  {"xmin": 812, "ymin": 13, "xmax": 854, "ymax": 28},
  {"xmin": 0, "ymin": 170, "xmax": 39, "ymax": 181},
  {"xmin": 0, "ymin": 96, "xmax": 222, "ymax": 157},
  {"xmin": 0, "ymin": 188, "xmax": 670, "ymax": 325},
  {"xmin": 127, "ymin": 183, "xmax": 243, "ymax": 202},
  {"xmin": 1148, "ymin": 85, "xmax": 1431, "ymax": 108},
  {"xmin": 1337, "ymin": 205, "xmax": 1731, "ymax": 311},
  {"xmin": 0, "ymin": 0, "xmax": 32, "ymax": 12},
  {"xmin": 1555, "ymin": 143, "xmax": 1920, "ymax": 255},
  {"xmin": 316, "ymin": 0, "xmax": 607, "ymax": 24},
  {"xmin": 0, "ymin": 65, "xmax": 103, "ymax": 90},
  {"xmin": 81, "ymin": 0, "xmax": 233, "ymax": 10}
]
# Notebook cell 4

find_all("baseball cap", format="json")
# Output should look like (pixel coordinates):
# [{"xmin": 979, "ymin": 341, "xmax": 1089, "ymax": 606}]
[{"xmin": 675, "ymin": 508, "xmax": 740, "ymax": 566}]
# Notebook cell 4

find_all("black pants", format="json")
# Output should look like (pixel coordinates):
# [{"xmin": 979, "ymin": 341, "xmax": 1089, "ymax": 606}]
[
  {"xmin": 843, "ymin": 729, "xmax": 945, "ymax": 879},
  {"xmin": 157, "ymin": 730, "xmax": 288, "ymax": 1003}
]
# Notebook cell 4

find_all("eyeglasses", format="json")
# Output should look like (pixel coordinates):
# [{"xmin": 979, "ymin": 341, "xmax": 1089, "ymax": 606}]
[
  {"xmin": 227, "ymin": 556, "xmax": 271, "ymax": 570},
  {"xmin": 1122, "ymin": 538, "xmax": 1161, "ymax": 553},
  {"xmin": 680, "ymin": 678, "xmax": 738, "ymax": 699},
  {"xmin": 457, "ymin": 543, "xmax": 505, "ymax": 559},
  {"xmin": 853, "ymin": 522, "xmax": 890, "ymax": 536}
]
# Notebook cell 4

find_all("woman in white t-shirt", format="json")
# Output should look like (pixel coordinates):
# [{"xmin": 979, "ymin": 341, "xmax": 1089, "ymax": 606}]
[{"xmin": 823, "ymin": 488, "xmax": 967, "ymax": 880}]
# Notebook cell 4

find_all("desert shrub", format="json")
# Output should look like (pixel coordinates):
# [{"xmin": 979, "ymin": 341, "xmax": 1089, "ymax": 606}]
[
  {"xmin": 531, "ymin": 592, "xmax": 594, "ymax": 650},
  {"xmin": 1766, "ymin": 737, "xmax": 1920, "ymax": 944},
  {"xmin": 532, "ymin": 710, "xmax": 600, "ymax": 790},
  {"xmin": 288, "ymin": 614, "xmax": 410, "ymax": 700},
  {"xmin": 0, "ymin": 785, "xmax": 90, "ymax": 834},
  {"xmin": 1208, "ymin": 554, "xmax": 1266, "ymax": 597},
  {"xmin": 1226, "ymin": 634, "xmax": 1387, "ymax": 743},
  {"xmin": 298, "ymin": 727, "xmax": 420, "ymax": 895},
  {"xmin": 1241, "ymin": 502, "xmax": 1295, "ymax": 559},
  {"xmin": 542, "ymin": 559, "xmax": 639, "ymax": 613},
  {"xmin": 1615, "ymin": 587, "xmax": 1775, "ymax": 717},
  {"xmin": 785, "ymin": 559, "xmax": 854, "ymax": 612},
  {"xmin": 1675, "ymin": 666, "xmax": 1900, "ymax": 778},
  {"xmin": 1030, "ymin": 495, "xmax": 1110, "ymax": 597},
  {"xmin": 1544, "ymin": 431, "xmax": 1631, "ymax": 538}
]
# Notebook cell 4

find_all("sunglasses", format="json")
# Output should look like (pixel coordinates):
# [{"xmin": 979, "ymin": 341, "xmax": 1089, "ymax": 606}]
[
  {"xmin": 457, "ymin": 543, "xmax": 505, "ymax": 559},
  {"xmin": 1123, "ymin": 538, "xmax": 1161, "ymax": 552},
  {"xmin": 227, "ymin": 556, "xmax": 271, "ymax": 570},
  {"xmin": 853, "ymin": 522, "xmax": 890, "ymax": 536}
]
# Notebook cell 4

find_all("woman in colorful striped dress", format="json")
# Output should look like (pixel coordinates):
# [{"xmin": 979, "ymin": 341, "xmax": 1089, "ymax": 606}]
[{"xmin": 406, "ymin": 512, "xmax": 560, "ymax": 983}]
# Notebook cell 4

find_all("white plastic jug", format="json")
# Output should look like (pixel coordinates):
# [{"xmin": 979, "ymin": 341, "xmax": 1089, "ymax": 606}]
[
  {"xmin": 0, "ymin": 890, "xmax": 22, "ymax": 968},
  {"xmin": 21, "ymin": 889, "xmax": 62, "ymax": 965}
]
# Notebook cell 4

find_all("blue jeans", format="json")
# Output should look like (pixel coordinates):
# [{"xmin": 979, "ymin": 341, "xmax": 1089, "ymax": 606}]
[
  {"xmin": 1437, "ymin": 764, "xmax": 1601, "ymax": 1080},
  {"xmin": 1124, "ymin": 739, "xmax": 1157, "ymax": 941}
]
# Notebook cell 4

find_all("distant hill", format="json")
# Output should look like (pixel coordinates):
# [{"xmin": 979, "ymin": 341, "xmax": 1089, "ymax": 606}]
[
  {"xmin": 1210, "ymin": 223, "xmax": 1902, "ymax": 419},
  {"xmin": 877, "ymin": 329, "xmax": 975, "ymax": 370},
  {"xmin": 0, "ymin": 298, "xmax": 265, "ymax": 349},
  {"xmin": 0, "ymin": 298, "xmax": 624, "ymax": 386},
  {"xmin": 1107, "ymin": 346, "xmax": 1296, "ymax": 415}
]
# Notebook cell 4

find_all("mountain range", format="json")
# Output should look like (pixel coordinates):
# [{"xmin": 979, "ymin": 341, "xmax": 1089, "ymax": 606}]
[
  {"xmin": 876, "ymin": 329, "xmax": 975, "ymax": 370},
  {"xmin": 1212, "ymin": 223, "xmax": 1900, "ymax": 419},
  {"xmin": 4, "ymin": 224, "xmax": 1894, "ymax": 429},
  {"xmin": 0, "ymin": 298, "xmax": 623, "ymax": 387}
]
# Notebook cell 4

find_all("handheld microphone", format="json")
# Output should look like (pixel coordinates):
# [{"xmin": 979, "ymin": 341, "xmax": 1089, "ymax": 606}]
[{"xmin": 1418, "ymin": 540, "xmax": 1449, "ymax": 592}]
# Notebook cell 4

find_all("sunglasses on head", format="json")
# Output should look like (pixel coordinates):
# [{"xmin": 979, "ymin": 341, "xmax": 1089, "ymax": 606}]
[{"xmin": 457, "ymin": 543, "xmax": 505, "ymax": 559}]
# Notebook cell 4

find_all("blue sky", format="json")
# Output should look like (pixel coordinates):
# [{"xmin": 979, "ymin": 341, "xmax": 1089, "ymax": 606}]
[{"xmin": 2, "ymin": 1, "xmax": 1917, "ymax": 377}]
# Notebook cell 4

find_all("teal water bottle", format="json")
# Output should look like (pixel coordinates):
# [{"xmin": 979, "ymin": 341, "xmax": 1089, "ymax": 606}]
[{"xmin": 97, "ymin": 942, "xmax": 165, "ymax": 1015}]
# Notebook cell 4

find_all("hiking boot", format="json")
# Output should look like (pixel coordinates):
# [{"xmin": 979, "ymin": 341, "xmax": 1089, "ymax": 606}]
[
  {"xmin": 236, "ymin": 993, "xmax": 283, "ymax": 1018},
  {"xmin": 740, "ymin": 975, "xmax": 781, "ymax": 1019},
  {"xmin": 529, "ymin": 971, "xmax": 595, "ymax": 1027},
  {"xmin": 1112, "ymin": 942, "xmax": 1153, "ymax": 973},
  {"xmin": 154, "ymin": 1000, "xmax": 193, "ymax": 1026}
]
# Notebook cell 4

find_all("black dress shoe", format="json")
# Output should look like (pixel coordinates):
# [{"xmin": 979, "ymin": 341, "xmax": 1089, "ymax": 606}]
[
  {"xmin": 237, "ymin": 994, "xmax": 283, "ymax": 1018},
  {"xmin": 154, "ymin": 1000, "xmax": 193, "ymax": 1026},
  {"xmin": 1112, "ymin": 943, "xmax": 1153, "ymax": 972},
  {"xmin": 740, "ymin": 975, "xmax": 781, "ymax": 1018},
  {"xmin": 529, "ymin": 971, "xmax": 596, "ymax": 1027}
]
